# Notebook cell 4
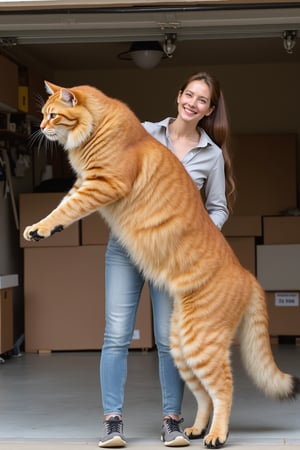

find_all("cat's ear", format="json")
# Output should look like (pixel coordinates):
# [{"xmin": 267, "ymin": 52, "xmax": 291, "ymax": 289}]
[
  {"xmin": 44, "ymin": 80, "xmax": 60, "ymax": 96},
  {"xmin": 60, "ymin": 88, "xmax": 78, "ymax": 107},
  {"xmin": 44, "ymin": 81, "xmax": 78, "ymax": 107}
]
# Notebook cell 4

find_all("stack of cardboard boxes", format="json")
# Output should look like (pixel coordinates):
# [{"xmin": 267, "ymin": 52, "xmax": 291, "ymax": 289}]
[
  {"xmin": 257, "ymin": 217, "xmax": 300, "ymax": 336},
  {"xmin": 20, "ymin": 194, "xmax": 153, "ymax": 353},
  {"xmin": 222, "ymin": 216, "xmax": 262, "ymax": 274},
  {"xmin": 223, "ymin": 134, "xmax": 299, "ymax": 338}
]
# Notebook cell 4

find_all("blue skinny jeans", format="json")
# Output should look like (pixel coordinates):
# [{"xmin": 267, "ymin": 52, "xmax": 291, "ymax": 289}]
[{"xmin": 100, "ymin": 235, "xmax": 184, "ymax": 417}]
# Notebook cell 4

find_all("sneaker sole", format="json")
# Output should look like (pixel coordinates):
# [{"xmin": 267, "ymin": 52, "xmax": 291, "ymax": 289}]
[
  {"xmin": 161, "ymin": 436, "xmax": 190, "ymax": 447},
  {"xmin": 98, "ymin": 436, "xmax": 126, "ymax": 448}
]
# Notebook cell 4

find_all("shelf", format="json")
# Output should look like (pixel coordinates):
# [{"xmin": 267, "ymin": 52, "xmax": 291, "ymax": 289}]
[{"xmin": 0, "ymin": 130, "xmax": 29, "ymax": 142}]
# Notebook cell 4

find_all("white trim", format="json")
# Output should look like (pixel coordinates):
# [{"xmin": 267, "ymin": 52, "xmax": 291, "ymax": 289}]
[
  {"xmin": 1, "ymin": 3, "xmax": 300, "ymax": 45},
  {"xmin": 1, "ymin": 0, "xmax": 300, "ymax": 10}
]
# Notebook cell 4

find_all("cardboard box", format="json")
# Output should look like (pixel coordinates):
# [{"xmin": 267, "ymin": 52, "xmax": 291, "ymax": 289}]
[
  {"xmin": 263, "ymin": 216, "xmax": 300, "ymax": 244},
  {"xmin": 265, "ymin": 291, "xmax": 300, "ymax": 336},
  {"xmin": 226, "ymin": 237, "xmax": 256, "ymax": 274},
  {"xmin": 257, "ymin": 244, "xmax": 300, "ymax": 290},
  {"xmin": 0, "ymin": 288, "xmax": 13, "ymax": 354},
  {"xmin": 19, "ymin": 193, "xmax": 80, "ymax": 248},
  {"xmin": 24, "ymin": 246, "xmax": 153, "ymax": 352},
  {"xmin": 222, "ymin": 216, "xmax": 262, "ymax": 237},
  {"xmin": 81, "ymin": 213, "xmax": 110, "ymax": 245},
  {"xmin": 231, "ymin": 134, "xmax": 297, "ymax": 216}
]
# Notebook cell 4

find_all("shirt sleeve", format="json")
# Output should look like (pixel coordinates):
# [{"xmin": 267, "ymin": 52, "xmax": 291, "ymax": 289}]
[{"xmin": 204, "ymin": 152, "xmax": 229, "ymax": 230}]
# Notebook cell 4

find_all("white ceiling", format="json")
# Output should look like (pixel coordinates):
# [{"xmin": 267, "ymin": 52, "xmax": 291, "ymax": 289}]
[{"xmin": 0, "ymin": 3, "xmax": 300, "ymax": 70}]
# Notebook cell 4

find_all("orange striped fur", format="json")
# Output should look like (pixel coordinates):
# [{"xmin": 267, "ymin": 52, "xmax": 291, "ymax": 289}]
[{"xmin": 24, "ymin": 82, "xmax": 299, "ymax": 448}]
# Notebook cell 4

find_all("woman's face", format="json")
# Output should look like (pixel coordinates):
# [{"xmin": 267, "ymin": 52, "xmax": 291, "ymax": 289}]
[{"xmin": 177, "ymin": 79, "xmax": 215, "ymax": 125}]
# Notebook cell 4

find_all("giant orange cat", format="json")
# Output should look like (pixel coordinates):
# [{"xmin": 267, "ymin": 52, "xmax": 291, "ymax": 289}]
[{"xmin": 24, "ymin": 82, "xmax": 299, "ymax": 448}]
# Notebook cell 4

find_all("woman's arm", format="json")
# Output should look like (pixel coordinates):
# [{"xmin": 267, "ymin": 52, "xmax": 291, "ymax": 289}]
[{"xmin": 204, "ymin": 153, "xmax": 229, "ymax": 230}]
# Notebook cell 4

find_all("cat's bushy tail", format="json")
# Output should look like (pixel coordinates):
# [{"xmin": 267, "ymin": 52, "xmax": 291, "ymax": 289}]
[{"xmin": 238, "ymin": 281, "xmax": 300, "ymax": 400}]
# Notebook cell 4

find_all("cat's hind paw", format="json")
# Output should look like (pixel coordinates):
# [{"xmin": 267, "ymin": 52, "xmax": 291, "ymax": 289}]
[
  {"xmin": 184, "ymin": 426, "xmax": 206, "ymax": 440},
  {"xmin": 204, "ymin": 431, "xmax": 228, "ymax": 449}
]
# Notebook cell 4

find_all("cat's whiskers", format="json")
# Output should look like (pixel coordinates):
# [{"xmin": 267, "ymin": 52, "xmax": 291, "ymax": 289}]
[
  {"xmin": 28, "ymin": 129, "xmax": 44, "ymax": 156},
  {"xmin": 28, "ymin": 129, "xmax": 59, "ymax": 162}
]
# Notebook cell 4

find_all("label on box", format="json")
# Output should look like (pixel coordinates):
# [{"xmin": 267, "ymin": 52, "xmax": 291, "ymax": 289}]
[
  {"xmin": 275, "ymin": 292, "xmax": 299, "ymax": 307},
  {"xmin": 132, "ymin": 329, "xmax": 140, "ymax": 340}
]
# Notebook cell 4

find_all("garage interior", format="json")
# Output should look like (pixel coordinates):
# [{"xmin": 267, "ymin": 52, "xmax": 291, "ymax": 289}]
[{"xmin": 0, "ymin": 1, "xmax": 300, "ymax": 449}]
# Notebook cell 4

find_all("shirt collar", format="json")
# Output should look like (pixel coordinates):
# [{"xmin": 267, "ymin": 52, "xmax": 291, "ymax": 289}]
[
  {"xmin": 157, "ymin": 117, "xmax": 213, "ymax": 150},
  {"xmin": 198, "ymin": 128, "xmax": 214, "ymax": 149}
]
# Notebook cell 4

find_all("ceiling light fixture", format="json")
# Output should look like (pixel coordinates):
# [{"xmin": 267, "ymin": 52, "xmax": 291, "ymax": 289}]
[
  {"xmin": 118, "ymin": 33, "xmax": 177, "ymax": 69},
  {"xmin": 118, "ymin": 41, "xmax": 164, "ymax": 69},
  {"xmin": 282, "ymin": 30, "xmax": 297, "ymax": 54}
]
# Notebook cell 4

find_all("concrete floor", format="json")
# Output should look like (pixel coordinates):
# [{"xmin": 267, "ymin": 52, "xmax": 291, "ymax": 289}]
[{"xmin": 0, "ymin": 345, "xmax": 299, "ymax": 450}]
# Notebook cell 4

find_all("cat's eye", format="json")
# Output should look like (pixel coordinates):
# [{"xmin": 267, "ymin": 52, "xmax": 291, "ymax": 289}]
[{"xmin": 48, "ymin": 112, "xmax": 57, "ymax": 120}]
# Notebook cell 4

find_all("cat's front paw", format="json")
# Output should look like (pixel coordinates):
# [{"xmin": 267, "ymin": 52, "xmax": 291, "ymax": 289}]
[{"xmin": 23, "ymin": 224, "xmax": 64, "ymax": 241}]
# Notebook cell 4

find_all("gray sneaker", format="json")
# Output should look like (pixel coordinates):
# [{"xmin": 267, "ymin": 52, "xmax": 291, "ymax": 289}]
[
  {"xmin": 98, "ymin": 416, "xmax": 126, "ymax": 448},
  {"xmin": 161, "ymin": 417, "xmax": 190, "ymax": 447}
]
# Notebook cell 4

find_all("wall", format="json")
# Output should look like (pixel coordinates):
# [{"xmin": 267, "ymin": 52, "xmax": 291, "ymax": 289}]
[{"xmin": 54, "ymin": 62, "xmax": 300, "ymax": 204}]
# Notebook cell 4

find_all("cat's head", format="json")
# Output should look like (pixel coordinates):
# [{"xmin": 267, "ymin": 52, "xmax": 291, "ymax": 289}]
[{"xmin": 40, "ymin": 81, "xmax": 95, "ymax": 150}]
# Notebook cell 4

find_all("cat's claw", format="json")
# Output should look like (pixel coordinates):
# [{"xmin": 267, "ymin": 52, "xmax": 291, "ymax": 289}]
[
  {"xmin": 29, "ymin": 230, "xmax": 44, "ymax": 241},
  {"xmin": 204, "ymin": 432, "xmax": 228, "ymax": 448},
  {"xmin": 204, "ymin": 438, "xmax": 224, "ymax": 449},
  {"xmin": 51, "ymin": 225, "xmax": 64, "ymax": 235},
  {"xmin": 184, "ymin": 427, "xmax": 206, "ymax": 439}
]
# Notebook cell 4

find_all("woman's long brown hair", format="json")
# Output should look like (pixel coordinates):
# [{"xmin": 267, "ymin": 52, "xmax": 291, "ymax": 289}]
[{"xmin": 179, "ymin": 72, "xmax": 236, "ymax": 212}]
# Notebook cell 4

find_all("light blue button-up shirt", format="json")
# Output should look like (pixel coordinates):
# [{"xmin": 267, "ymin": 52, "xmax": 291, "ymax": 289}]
[{"xmin": 143, "ymin": 117, "xmax": 229, "ymax": 230}]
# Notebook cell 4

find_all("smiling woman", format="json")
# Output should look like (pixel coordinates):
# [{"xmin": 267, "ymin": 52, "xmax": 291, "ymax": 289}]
[{"xmin": 167, "ymin": 81, "xmax": 214, "ymax": 160}]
